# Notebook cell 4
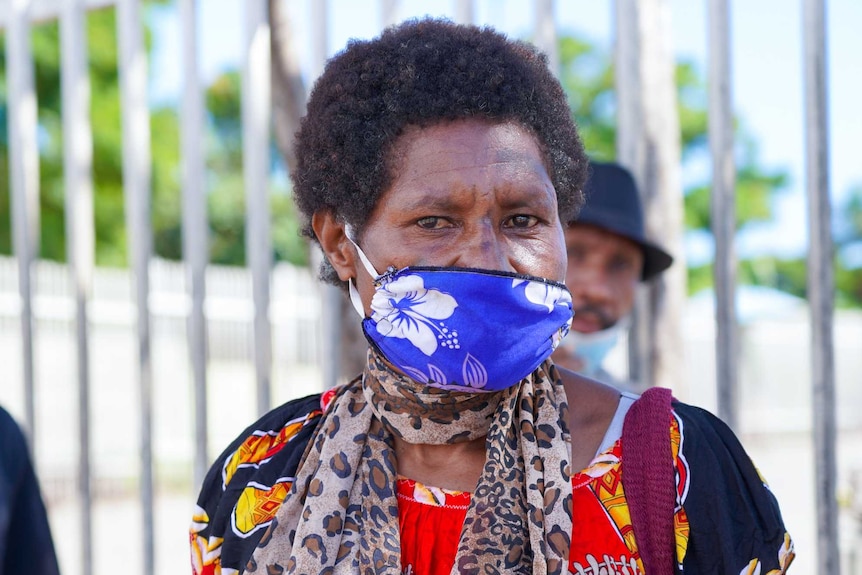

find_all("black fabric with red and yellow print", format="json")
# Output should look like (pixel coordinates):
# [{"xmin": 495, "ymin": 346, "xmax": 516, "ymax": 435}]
[{"xmin": 190, "ymin": 392, "xmax": 325, "ymax": 575}]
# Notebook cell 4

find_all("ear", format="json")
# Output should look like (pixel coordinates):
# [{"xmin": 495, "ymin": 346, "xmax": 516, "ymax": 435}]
[{"xmin": 312, "ymin": 209, "xmax": 356, "ymax": 282}]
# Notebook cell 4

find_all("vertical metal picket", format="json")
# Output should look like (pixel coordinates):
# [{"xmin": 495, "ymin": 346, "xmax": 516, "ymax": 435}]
[
  {"xmin": 534, "ymin": 0, "xmax": 559, "ymax": 77},
  {"xmin": 179, "ymin": 0, "xmax": 209, "ymax": 491},
  {"xmin": 60, "ymin": 1, "xmax": 95, "ymax": 572},
  {"xmin": 614, "ymin": 0, "xmax": 687, "ymax": 395},
  {"xmin": 243, "ymin": 0, "xmax": 273, "ymax": 417},
  {"xmin": 116, "ymin": 1, "xmax": 155, "ymax": 572},
  {"xmin": 454, "ymin": 0, "xmax": 474, "ymax": 25},
  {"xmin": 5, "ymin": 0, "xmax": 39, "ymax": 449},
  {"xmin": 803, "ymin": 0, "xmax": 840, "ymax": 573},
  {"xmin": 311, "ymin": 0, "xmax": 327, "ymax": 75},
  {"xmin": 310, "ymin": 0, "xmax": 345, "ymax": 390},
  {"xmin": 613, "ymin": 0, "xmax": 651, "ymax": 391},
  {"xmin": 381, "ymin": 0, "xmax": 398, "ymax": 29},
  {"xmin": 707, "ymin": 0, "xmax": 739, "ymax": 431}
]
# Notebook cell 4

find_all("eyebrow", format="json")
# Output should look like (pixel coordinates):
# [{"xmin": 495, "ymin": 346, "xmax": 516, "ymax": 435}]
[
  {"xmin": 397, "ymin": 185, "xmax": 556, "ymax": 212},
  {"xmin": 397, "ymin": 194, "xmax": 462, "ymax": 213},
  {"xmin": 496, "ymin": 192, "xmax": 555, "ymax": 210}
]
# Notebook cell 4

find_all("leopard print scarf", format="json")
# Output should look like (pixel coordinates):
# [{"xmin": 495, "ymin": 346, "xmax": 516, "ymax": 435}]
[{"xmin": 249, "ymin": 349, "xmax": 573, "ymax": 575}]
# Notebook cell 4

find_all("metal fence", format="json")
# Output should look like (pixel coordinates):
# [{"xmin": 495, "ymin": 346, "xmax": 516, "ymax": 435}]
[{"xmin": 0, "ymin": 0, "xmax": 842, "ymax": 574}]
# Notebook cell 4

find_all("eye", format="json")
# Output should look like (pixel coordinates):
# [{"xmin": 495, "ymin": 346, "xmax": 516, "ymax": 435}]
[
  {"xmin": 416, "ymin": 216, "xmax": 450, "ymax": 229},
  {"xmin": 505, "ymin": 214, "xmax": 539, "ymax": 229},
  {"xmin": 567, "ymin": 245, "xmax": 586, "ymax": 261},
  {"xmin": 608, "ymin": 254, "xmax": 637, "ymax": 274}
]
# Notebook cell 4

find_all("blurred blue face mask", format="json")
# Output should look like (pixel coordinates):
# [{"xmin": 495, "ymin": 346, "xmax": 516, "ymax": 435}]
[
  {"xmin": 345, "ymin": 229, "xmax": 573, "ymax": 393},
  {"xmin": 557, "ymin": 321, "xmax": 626, "ymax": 376}
]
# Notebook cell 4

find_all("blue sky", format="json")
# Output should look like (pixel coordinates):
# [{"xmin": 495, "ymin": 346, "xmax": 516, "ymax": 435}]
[{"xmin": 149, "ymin": 0, "xmax": 862, "ymax": 265}]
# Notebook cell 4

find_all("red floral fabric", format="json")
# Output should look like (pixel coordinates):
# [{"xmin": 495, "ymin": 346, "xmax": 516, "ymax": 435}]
[{"xmin": 395, "ymin": 439, "xmax": 649, "ymax": 575}]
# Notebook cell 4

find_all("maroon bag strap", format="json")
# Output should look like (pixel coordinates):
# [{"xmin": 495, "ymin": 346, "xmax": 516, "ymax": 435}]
[{"xmin": 621, "ymin": 386, "xmax": 676, "ymax": 575}]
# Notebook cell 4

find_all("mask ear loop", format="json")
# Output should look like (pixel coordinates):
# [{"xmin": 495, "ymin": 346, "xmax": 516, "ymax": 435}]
[{"xmin": 344, "ymin": 224, "xmax": 381, "ymax": 318}]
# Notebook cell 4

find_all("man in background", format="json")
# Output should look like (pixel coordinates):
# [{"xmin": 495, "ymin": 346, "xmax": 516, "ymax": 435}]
[{"xmin": 553, "ymin": 161, "xmax": 674, "ymax": 390}]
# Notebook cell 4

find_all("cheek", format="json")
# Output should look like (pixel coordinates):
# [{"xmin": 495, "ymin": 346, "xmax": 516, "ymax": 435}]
[
  {"xmin": 522, "ymin": 238, "xmax": 566, "ymax": 281},
  {"xmin": 565, "ymin": 256, "xmax": 595, "ymax": 286},
  {"xmin": 611, "ymin": 277, "xmax": 639, "ymax": 309},
  {"xmin": 550, "ymin": 249, "xmax": 568, "ymax": 282},
  {"xmin": 352, "ymin": 267, "xmax": 380, "ymax": 316},
  {"xmin": 543, "ymin": 229, "xmax": 568, "ymax": 281}
]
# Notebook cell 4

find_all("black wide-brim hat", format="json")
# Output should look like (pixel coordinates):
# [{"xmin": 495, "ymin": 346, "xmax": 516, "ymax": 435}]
[{"xmin": 572, "ymin": 162, "xmax": 674, "ymax": 281}]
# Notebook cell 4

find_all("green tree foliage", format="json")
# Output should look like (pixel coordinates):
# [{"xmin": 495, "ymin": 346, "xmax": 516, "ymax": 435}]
[
  {"xmin": 203, "ymin": 69, "xmax": 307, "ymax": 267},
  {"xmin": 559, "ymin": 33, "xmax": 790, "ymax": 236},
  {"xmin": 0, "ymin": 6, "xmax": 307, "ymax": 268},
  {"xmin": 558, "ymin": 36, "xmax": 616, "ymax": 161},
  {"xmin": 554, "ymin": 31, "xmax": 858, "ymax": 305},
  {"xmin": 559, "ymin": 35, "xmax": 711, "ymax": 162},
  {"xmin": 834, "ymin": 185, "xmax": 862, "ymax": 307},
  {"xmin": 0, "ymin": 9, "xmax": 163, "ymax": 266},
  {"xmin": 683, "ymin": 136, "xmax": 789, "ymax": 232}
]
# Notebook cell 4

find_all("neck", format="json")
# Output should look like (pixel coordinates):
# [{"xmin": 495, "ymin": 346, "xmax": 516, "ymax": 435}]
[
  {"xmin": 362, "ymin": 348, "xmax": 502, "ymax": 445},
  {"xmin": 393, "ymin": 434, "xmax": 487, "ymax": 492}
]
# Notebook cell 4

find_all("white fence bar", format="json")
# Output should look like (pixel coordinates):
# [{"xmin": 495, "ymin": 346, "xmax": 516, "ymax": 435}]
[
  {"xmin": 179, "ymin": 0, "xmax": 209, "ymax": 491},
  {"xmin": 6, "ymin": 0, "xmax": 40, "ymax": 445},
  {"xmin": 381, "ymin": 0, "xmax": 398, "ymax": 28},
  {"xmin": 803, "ymin": 0, "xmax": 840, "ymax": 573},
  {"xmin": 116, "ymin": 1, "xmax": 155, "ymax": 573},
  {"xmin": 533, "ymin": 0, "xmax": 559, "ymax": 78},
  {"xmin": 243, "ymin": 0, "xmax": 273, "ymax": 416},
  {"xmin": 311, "ymin": 0, "xmax": 327, "ymax": 74},
  {"xmin": 454, "ymin": 0, "xmax": 474, "ymax": 25},
  {"xmin": 60, "ymin": 1, "xmax": 95, "ymax": 572},
  {"xmin": 707, "ymin": 0, "xmax": 739, "ymax": 431},
  {"xmin": 309, "ymin": 0, "xmax": 345, "ymax": 389},
  {"xmin": 613, "ymin": 0, "xmax": 650, "ymax": 390}
]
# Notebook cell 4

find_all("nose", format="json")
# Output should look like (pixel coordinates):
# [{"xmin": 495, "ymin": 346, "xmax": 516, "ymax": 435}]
[{"xmin": 453, "ymin": 222, "xmax": 515, "ymax": 272}]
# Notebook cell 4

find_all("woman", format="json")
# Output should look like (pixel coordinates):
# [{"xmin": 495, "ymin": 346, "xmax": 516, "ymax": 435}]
[{"xmin": 190, "ymin": 20, "xmax": 793, "ymax": 575}]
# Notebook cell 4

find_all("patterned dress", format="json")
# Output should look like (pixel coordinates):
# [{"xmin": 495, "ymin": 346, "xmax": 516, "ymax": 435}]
[{"xmin": 190, "ymin": 388, "xmax": 794, "ymax": 575}]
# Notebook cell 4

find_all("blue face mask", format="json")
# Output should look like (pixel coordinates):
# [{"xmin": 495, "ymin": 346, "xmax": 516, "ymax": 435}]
[
  {"xmin": 557, "ymin": 322, "xmax": 623, "ymax": 376},
  {"xmin": 347, "ymin": 235, "xmax": 573, "ymax": 393}
]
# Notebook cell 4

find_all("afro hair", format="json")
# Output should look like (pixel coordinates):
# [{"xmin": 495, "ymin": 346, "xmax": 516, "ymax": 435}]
[{"xmin": 291, "ymin": 18, "xmax": 589, "ymax": 285}]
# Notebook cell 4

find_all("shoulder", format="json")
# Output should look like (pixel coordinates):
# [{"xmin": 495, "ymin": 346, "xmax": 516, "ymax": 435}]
[
  {"xmin": 191, "ymin": 391, "xmax": 332, "ymax": 574},
  {"xmin": 201, "ymin": 391, "xmax": 327, "ymax": 498},
  {"xmin": 558, "ymin": 365, "xmax": 623, "ymax": 430},
  {"xmin": 669, "ymin": 400, "xmax": 753, "ymax": 462},
  {"xmin": 667, "ymin": 401, "xmax": 795, "ymax": 573},
  {"xmin": 667, "ymin": 400, "xmax": 779, "ymax": 506},
  {"xmin": 662, "ymin": 400, "xmax": 769, "ymax": 501},
  {"xmin": 557, "ymin": 365, "xmax": 624, "ymax": 470},
  {"xmin": 617, "ymin": 396, "xmax": 794, "ymax": 573}
]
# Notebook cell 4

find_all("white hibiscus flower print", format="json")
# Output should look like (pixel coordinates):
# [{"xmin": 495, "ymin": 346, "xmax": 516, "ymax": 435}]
[
  {"xmin": 370, "ymin": 274, "xmax": 458, "ymax": 356},
  {"xmin": 461, "ymin": 353, "xmax": 488, "ymax": 389},
  {"xmin": 550, "ymin": 322, "xmax": 571, "ymax": 350},
  {"xmin": 513, "ymin": 278, "xmax": 572, "ymax": 312},
  {"xmin": 401, "ymin": 364, "xmax": 448, "ymax": 386}
]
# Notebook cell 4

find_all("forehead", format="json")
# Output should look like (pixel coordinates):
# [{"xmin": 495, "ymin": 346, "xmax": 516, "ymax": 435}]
[
  {"xmin": 379, "ymin": 119, "xmax": 555, "ymax": 204},
  {"xmin": 565, "ymin": 224, "xmax": 643, "ymax": 259},
  {"xmin": 392, "ymin": 119, "xmax": 546, "ymax": 171}
]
